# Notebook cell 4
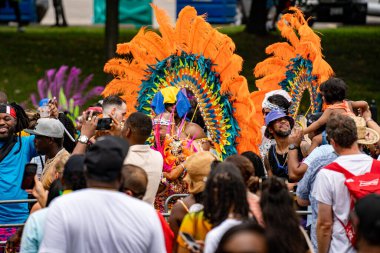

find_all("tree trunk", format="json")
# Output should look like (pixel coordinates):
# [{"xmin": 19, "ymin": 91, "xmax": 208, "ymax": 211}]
[
  {"xmin": 245, "ymin": 0, "xmax": 268, "ymax": 35},
  {"xmin": 105, "ymin": 0, "xmax": 119, "ymax": 60}
]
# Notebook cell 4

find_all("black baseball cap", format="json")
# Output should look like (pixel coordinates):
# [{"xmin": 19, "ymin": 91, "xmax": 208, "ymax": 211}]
[
  {"xmin": 64, "ymin": 155, "xmax": 85, "ymax": 176},
  {"xmin": 84, "ymin": 136, "xmax": 129, "ymax": 182}
]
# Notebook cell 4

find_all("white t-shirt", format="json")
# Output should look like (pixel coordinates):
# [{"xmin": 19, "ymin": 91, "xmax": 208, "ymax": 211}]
[
  {"xmin": 124, "ymin": 145, "xmax": 163, "ymax": 205},
  {"xmin": 204, "ymin": 219, "xmax": 242, "ymax": 253},
  {"xmin": 313, "ymin": 154, "xmax": 374, "ymax": 253},
  {"xmin": 39, "ymin": 189, "xmax": 165, "ymax": 253}
]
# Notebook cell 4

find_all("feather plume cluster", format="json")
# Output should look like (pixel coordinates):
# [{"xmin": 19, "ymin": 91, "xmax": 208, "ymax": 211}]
[
  {"xmin": 252, "ymin": 7, "xmax": 334, "ymax": 121},
  {"xmin": 103, "ymin": 4, "xmax": 261, "ymax": 156}
]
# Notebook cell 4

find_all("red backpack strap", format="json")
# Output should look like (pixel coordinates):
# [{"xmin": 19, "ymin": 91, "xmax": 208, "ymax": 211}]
[
  {"xmin": 324, "ymin": 162, "xmax": 355, "ymax": 178},
  {"xmin": 370, "ymin": 159, "xmax": 380, "ymax": 174}
]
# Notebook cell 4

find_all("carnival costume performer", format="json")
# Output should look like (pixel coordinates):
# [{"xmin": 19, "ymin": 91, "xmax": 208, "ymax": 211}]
[
  {"xmin": 251, "ymin": 7, "xmax": 334, "ymax": 130},
  {"xmin": 102, "ymin": 4, "xmax": 264, "ymax": 211},
  {"xmin": 150, "ymin": 87, "xmax": 200, "ymax": 211},
  {"xmin": 102, "ymin": 4, "xmax": 262, "ymax": 160}
]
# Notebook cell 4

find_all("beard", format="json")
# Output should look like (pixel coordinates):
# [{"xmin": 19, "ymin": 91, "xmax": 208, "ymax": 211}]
[
  {"xmin": 274, "ymin": 129, "xmax": 291, "ymax": 138},
  {"xmin": 0, "ymin": 126, "xmax": 15, "ymax": 142}
]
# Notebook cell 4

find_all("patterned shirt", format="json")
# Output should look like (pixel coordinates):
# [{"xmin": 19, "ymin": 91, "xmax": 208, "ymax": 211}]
[{"xmin": 296, "ymin": 145, "xmax": 337, "ymax": 252}]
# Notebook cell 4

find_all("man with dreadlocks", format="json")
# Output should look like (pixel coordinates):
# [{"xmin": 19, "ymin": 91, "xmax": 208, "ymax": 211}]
[{"xmin": 0, "ymin": 103, "xmax": 37, "ymax": 241}]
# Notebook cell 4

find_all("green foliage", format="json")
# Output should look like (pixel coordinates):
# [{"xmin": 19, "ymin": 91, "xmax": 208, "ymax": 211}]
[{"xmin": 1, "ymin": 25, "xmax": 379, "ymax": 117}]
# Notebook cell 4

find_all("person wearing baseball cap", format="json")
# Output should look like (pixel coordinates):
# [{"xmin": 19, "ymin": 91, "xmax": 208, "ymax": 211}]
[
  {"xmin": 25, "ymin": 118, "xmax": 70, "ymax": 190},
  {"xmin": 39, "ymin": 136, "xmax": 167, "ymax": 253},
  {"xmin": 84, "ymin": 135, "xmax": 129, "ymax": 183}
]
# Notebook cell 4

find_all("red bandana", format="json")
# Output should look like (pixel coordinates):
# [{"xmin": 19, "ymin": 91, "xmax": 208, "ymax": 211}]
[{"xmin": 0, "ymin": 105, "xmax": 17, "ymax": 119}]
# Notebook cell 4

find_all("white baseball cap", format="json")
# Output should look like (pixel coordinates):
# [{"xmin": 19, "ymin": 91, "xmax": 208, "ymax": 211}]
[{"xmin": 25, "ymin": 118, "xmax": 65, "ymax": 138}]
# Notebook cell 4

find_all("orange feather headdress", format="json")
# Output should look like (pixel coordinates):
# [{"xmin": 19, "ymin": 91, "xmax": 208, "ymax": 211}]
[
  {"xmin": 252, "ymin": 7, "xmax": 334, "ymax": 125},
  {"xmin": 102, "ymin": 4, "xmax": 261, "ymax": 157}
]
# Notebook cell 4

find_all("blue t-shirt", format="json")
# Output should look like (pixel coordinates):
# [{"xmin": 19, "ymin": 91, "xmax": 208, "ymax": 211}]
[{"xmin": 0, "ymin": 136, "xmax": 37, "ymax": 224}]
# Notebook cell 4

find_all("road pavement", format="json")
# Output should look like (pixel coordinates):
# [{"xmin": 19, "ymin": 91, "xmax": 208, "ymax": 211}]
[{"xmin": 40, "ymin": 0, "xmax": 380, "ymax": 27}]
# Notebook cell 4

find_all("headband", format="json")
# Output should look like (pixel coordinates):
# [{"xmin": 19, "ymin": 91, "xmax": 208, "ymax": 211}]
[
  {"xmin": 262, "ymin": 100, "xmax": 285, "ymax": 113},
  {"xmin": 0, "ymin": 104, "xmax": 17, "ymax": 119},
  {"xmin": 153, "ymin": 118, "xmax": 173, "ymax": 126}
]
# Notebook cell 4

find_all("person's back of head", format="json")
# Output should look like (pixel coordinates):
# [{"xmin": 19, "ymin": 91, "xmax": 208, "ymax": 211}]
[
  {"xmin": 225, "ymin": 155, "xmax": 258, "ymax": 193},
  {"xmin": 63, "ymin": 154, "xmax": 86, "ymax": 191},
  {"xmin": 320, "ymin": 77, "xmax": 347, "ymax": 104},
  {"xmin": 84, "ymin": 136, "xmax": 129, "ymax": 189},
  {"xmin": 354, "ymin": 194, "xmax": 380, "ymax": 252},
  {"xmin": 203, "ymin": 161, "xmax": 249, "ymax": 227},
  {"xmin": 124, "ymin": 112, "xmax": 152, "ymax": 144},
  {"xmin": 215, "ymin": 221, "xmax": 267, "ymax": 253},
  {"xmin": 326, "ymin": 114, "xmax": 358, "ymax": 149},
  {"xmin": 260, "ymin": 177, "xmax": 306, "ymax": 253},
  {"xmin": 121, "ymin": 164, "xmax": 148, "ymax": 200},
  {"xmin": 241, "ymin": 151, "xmax": 266, "ymax": 179},
  {"xmin": 46, "ymin": 179, "xmax": 63, "ymax": 207}
]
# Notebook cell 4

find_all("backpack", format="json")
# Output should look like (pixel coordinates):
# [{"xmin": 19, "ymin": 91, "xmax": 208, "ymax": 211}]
[{"xmin": 324, "ymin": 159, "xmax": 380, "ymax": 246}]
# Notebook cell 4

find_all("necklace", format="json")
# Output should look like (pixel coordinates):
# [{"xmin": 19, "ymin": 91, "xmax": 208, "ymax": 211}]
[{"xmin": 273, "ymin": 145, "xmax": 288, "ymax": 171}]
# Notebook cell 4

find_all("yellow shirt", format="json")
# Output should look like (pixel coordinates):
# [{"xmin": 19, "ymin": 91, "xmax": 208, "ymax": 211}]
[{"xmin": 177, "ymin": 211, "xmax": 211, "ymax": 248}]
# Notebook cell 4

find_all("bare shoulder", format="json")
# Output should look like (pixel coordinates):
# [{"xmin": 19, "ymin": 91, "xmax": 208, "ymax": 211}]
[{"xmin": 185, "ymin": 122, "xmax": 206, "ymax": 139}]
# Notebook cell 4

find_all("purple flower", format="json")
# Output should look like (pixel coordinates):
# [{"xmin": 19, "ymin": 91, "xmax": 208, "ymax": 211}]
[{"xmin": 29, "ymin": 65, "xmax": 104, "ymax": 114}]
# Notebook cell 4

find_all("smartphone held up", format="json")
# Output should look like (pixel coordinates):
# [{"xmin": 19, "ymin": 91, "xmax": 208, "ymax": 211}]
[
  {"xmin": 21, "ymin": 163, "xmax": 37, "ymax": 190},
  {"xmin": 96, "ymin": 118, "xmax": 112, "ymax": 131},
  {"xmin": 180, "ymin": 232, "xmax": 201, "ymax": 252}
]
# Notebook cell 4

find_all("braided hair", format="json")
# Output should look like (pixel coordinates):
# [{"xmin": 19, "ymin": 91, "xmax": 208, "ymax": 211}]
[
  {"xmin": 203, "ymin": 162, "xmax": 249, "ymax": 227},
  {"xmin": 9, "ymin": 102, "xmax": 30, "ymax": 154},
  {"xmin": 260, "ymin": 177, "xmax": 308, "ymax": 253},
  {"xmin": 9, "ymin": 102, "xmax": 29, "ymax": 133}
]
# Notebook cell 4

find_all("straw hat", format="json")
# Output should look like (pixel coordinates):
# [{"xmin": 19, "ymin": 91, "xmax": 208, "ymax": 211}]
[
  {"xmin": 351, "ymin": 116, "xmax": 380, "ymax": 145},
  {"xmin": 183, "ymin": 151, "xmax": 216, "ymax": 194}
]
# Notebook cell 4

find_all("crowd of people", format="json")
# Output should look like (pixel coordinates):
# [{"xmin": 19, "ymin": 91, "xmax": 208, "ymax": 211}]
[{"xmin": 0, "ymin": 74, "xmax": 379, "ymax": 253}]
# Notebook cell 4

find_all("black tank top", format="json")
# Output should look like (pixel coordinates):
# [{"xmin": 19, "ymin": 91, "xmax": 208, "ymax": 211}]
[{"xmin": 268, "ymin": 144, "xmax": 303, "ymax": 181}]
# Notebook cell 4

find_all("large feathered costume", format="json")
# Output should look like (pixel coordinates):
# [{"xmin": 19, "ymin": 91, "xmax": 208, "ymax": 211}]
[
  {"xmin": 252, "ymin": 7, "xmax": 334, "ymax": 123},
  {"xmin": 102, "ymin": 4, "xmax": 261, "ymax": 158}
]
